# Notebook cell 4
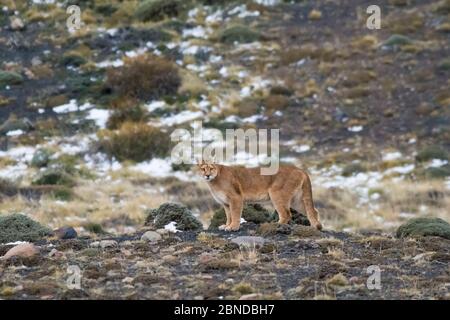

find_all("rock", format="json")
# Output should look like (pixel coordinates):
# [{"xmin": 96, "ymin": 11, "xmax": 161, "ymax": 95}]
[
  {"xmin": 231, "ymin": 236, "xmax": 266, "ymax": 248},
  {"xmin": 156, "ymin": 228, "xmax": 169, "ymax": 235},
  {"xmin": 10, "ymin": 17, "xmax": 25, "ymax": 31},
  {"xmin": 1, "ymin": 243, "xmax": 39, "ymax": 260},
  {"xmin": 396, "ymin": 217, "xmax": 450, "ymax": 240},
  {"xmin": 141, "ymin": 231, "xmax": 162, "ymax": 242},
  {"xmin": 0, "ymin": 213, "xmax": 52, "ymax": 243},
  {"xmin": 48, "ymin": 248, "xmax": 64, "ymax": 258},
  {"xmin": 90, "ymin": 240, "xmax": 118, "ymax": 249},
  {"xmin": 145, "ymin": 203, "xmax": 203, "ymax": 231},
  {"xmin": 54, "ymin": 227, "xmax": 77, "ymax": 240},
  {"xmin": 239, "ymin": 293, "xmax": 264, "ymax": 300}
]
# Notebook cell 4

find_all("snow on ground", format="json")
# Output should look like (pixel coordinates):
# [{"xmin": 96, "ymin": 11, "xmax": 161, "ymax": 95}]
[{"xmin": 158, "ymin": 110, "xmax": 204, "ymax": 126}]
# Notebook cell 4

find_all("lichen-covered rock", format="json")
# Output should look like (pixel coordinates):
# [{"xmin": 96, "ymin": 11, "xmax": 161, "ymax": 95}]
[
  {"xmin": 208, "ymin": 204, "xmax": 272, "ymax": 230},
  {"xmin": 145, "ymin": 203, "xmax": 203, "ymax": 231},
  {"xmin": 396, "ymin": 217, "xmax": 450, "ymax": 240},
  {"xmin": 0, "ymin": 214, "xmax": 52, "ymax": 244}
]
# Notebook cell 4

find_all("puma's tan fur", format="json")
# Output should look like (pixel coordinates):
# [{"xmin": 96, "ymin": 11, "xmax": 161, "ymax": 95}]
[{"xmin": 198, "ymin": 161, "xmax": 322, "ymax": 231}]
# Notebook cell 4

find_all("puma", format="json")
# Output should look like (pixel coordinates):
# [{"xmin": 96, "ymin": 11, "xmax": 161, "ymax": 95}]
[{"xmin": 198, "ymin": 161, "xmax": 322, "ymax": 231}]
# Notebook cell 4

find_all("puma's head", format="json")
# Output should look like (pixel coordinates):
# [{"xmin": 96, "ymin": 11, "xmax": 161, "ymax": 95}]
[{"xmin": 197, "ymin": 160, "xmax": 219, "ymax": 181}]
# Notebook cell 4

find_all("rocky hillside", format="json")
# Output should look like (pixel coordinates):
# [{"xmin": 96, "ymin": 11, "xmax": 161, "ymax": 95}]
[{"xmin": 0, "ymin": 206, "xmax": 449, "ymax": 300}]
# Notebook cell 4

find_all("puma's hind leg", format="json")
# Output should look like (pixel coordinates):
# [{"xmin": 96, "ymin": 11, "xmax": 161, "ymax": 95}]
[
  {"xmin": 269, "ymin": 190, "xmax": 292, "ymax": 224},
  {"xmin": 291, "ymin": 192, "xmax": 322, "ymax": 230}
]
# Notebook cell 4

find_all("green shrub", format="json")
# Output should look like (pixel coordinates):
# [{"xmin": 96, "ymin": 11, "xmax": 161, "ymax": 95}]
[
  {"xmin": 106, "ymin": 97, "xmax": 148, "ymax": 129},
  {"xmin": 98, "ymin": 122, "xmax": 171, "ymax": 162},
  {"xmin": 382, "ymin": 34, "xmax": 413, "ymax": 47},
  {"xmin": 396, "ymin": 217, "xmax": 450, "ymax": 240},
  {"xmin": 60, "ymin": 53, "xmax": 87, "ymax": 67},
  {"xmin": 135, "ymin": 0, "xmax": 184, "ymax": 22},
  {"xmin": 0, "ymin": 213, "xmax": 52, "ymax": 243},
  {"xmin": 424, "ymin": 165, "xmax": 450, "ymax": 179},
  {"xmin": 209, "ymin": 204, "xmax": 272, "ymax": 230},
  {"xmin": 438, "ymin": 59, "xmax": 450, "ymax": 71},
  {"xmin": 31, "ymin": 168, "xmax": 76, "ymax": 187},
  {"xmin": 31, "ymin": 149, "xmax": 53, "ymax": 168},
  {"xmin": 145, "ymin": 202, "xmax": 203, "ymax": 231},
  {"xmin": 83, "ymin": 222, "xmax": 107, "ymax": 234},
  {"xmin": 219, "ymin": 25, "xmax": 261, "ymax": 44},
  {"xmin": 0, "ymin": 71, "xmax": 23, "ymax": 86},
  {"xmin": 342, "ymin": 163, "xmax": 366, "ymax": 177},
  {"xmin": 415, "ymin": 145, "xmax": 448, "ymax": 162},
  {"xmin": 106, "ymin": 55, "xmax": 181, "ymax": 101}
]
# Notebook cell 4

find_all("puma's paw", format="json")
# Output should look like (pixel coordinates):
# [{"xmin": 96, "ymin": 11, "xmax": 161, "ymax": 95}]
[
  {"xmin": 218, "ymin": 224, "xmax": 228, "ymax": 230},
  {"xmin": 314, "ymin": 222, "xmax": 323, "ymax": 230},
  {"xmin": 225, "ymin": 224, "xmax": 240, "ymax": 232}
]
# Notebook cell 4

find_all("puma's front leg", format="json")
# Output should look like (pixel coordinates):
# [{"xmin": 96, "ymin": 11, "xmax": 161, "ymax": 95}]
[
  {"xmin": 225, "ymin": 197, "xmax": 243, "ymax": 231},
  {"xmin": 218, "ymin": 204, "xmax": 232, "ymax": 230}
]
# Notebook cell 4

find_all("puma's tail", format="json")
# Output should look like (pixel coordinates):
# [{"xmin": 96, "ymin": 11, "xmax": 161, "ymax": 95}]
[{"xmin": 301, "ymin": 172, "xmax": 323, "ymax": 230}]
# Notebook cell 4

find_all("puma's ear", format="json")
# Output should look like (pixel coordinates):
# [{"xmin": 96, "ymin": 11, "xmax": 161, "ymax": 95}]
[
  {"xmin": 196, "ymin": 157, "xmax": 204, "ymax": 167},
  {"xmin": 211, "ymin": 154, "xmax": 217, "ymax": 163}
]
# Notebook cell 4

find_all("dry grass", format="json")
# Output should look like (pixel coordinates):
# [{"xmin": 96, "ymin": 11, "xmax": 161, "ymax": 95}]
[{"xmin": 314, "ymin": 179, "xmax": 450, "ymax": 231}]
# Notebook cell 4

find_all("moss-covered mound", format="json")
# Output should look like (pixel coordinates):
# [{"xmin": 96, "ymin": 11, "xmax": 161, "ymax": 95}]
[
  {"xmin": 209, "ymin": 204, "xmax": 272, "ymax": 230},
  {"xmin": 145, "ymin": 203, "xmax": 203, "ymax": 231},
  {"xmin": 219, "ymin": 25, "xmax": 261, "ymax": 44},
  {"xmin": 209, "ymin": 204, "xmax": 311, "ymax": 230},
  {"xmin": 396, "ymin": 217, "xmax": 450, "ymax": 240},
  {"xmin": 31, "ymin": 168, "xmax": 76, "ymax": 187},
  {"xmin": 270, "ymin": 208, "xmax": 311, "ymax": 226},
  {"xmin": 0, "ymin": 214, "xmax": 52, "ymax": 244}
]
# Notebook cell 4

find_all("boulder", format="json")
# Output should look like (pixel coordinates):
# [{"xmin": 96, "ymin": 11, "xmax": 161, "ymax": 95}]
[
  {"xmin": 54, "ymin": 227, "xmax": 77, "ymax": 240},
  {"xmin": 231, "ymin": 236, "xmax": 266, "ymax": 248},
  {"xmin": 1, "ymin": 243, "xmax": 40, "ymax": 260},
  {"xmin": 141, "ymin": 231, "xmax": 162, "ymax": 242}
]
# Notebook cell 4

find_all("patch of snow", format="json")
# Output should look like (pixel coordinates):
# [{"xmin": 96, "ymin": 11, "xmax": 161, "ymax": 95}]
[
  {"xmin": 182, "ymin": 26, "xmax": 212, "ymax": 39},
  {"xmin": 86, "ymin": 109, "xmax": 110, "ymax": 129},
  {"xmin": 6, "ymin": 129, "xmax": 24, "ymax": 137},
  {"xmin": 164, "ymin": 221, "xmax": 181, "ymax": 233},
  {"xmin": 145, "ymin": 100, "xmax": 166, "ymax": 113},
  {"xmin": 96, "ymin": 59, "xmax": 124, "ymax": 68},
  {"xmin": 292, "ymin": 145, "xmax": 310, "ymax": 153},
  {"xmin": 385, "ymin": 164, "xmax": 415, "ymax": 175},
  {"xmin": 348, "ymin": 126, "xmax": 363, "ymax": 132},
  {"xmin": 382, "ymin": 151, "xmax": 402, "ymax": 161},
  {"xmin": 53, "ymin": 99, "xmax": 78, "ymax": 113},
  {"xmin": 159, "ymin": 110, "xmax": 203, "ymax": 126},
  {"xmin": 425, "ymin": 159, "xmax": 448, "ymax": 168}
]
